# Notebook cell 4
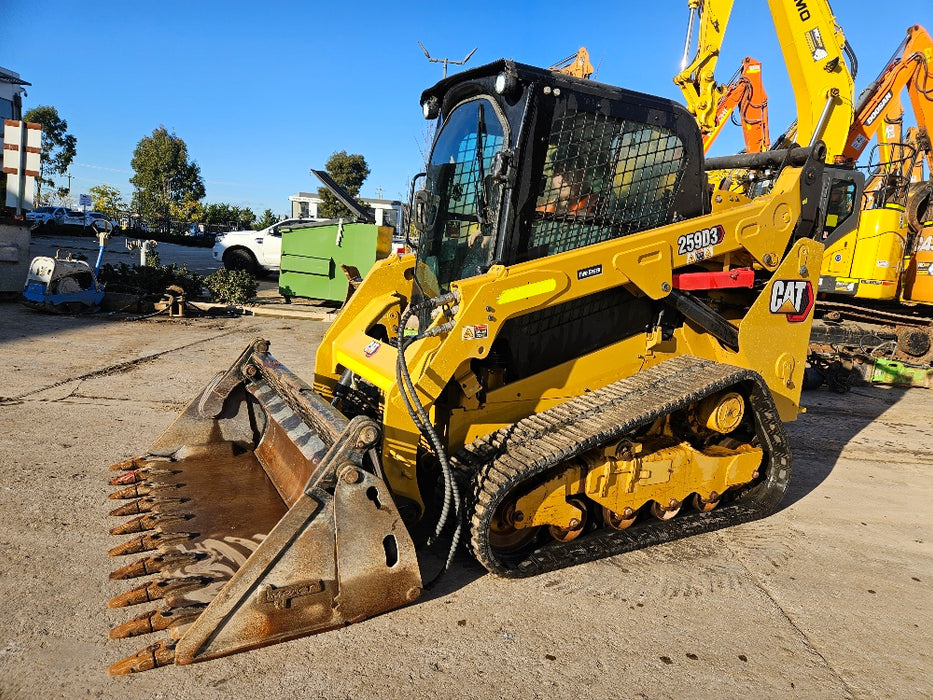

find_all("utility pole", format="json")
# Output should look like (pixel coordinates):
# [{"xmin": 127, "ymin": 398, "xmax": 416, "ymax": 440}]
[{"xmin": 418, "ymin": 42, "xmax": 477, "ymax": 78}]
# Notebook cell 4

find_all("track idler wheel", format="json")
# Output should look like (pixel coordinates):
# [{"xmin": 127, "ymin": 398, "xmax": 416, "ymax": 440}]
[
  {"xmin": 650, "ymin": 499, "xmax": 682, "ymax": 521},
  {"xmin": 692, "ymin": 492, "xmax": 720, "ymax": 512},
  {"xmin": 602, "ymin": 505, "xmax": 636, "ymax": 530},
  {"xmin": 488, "ymin": 501, "xmax": 538, "ymax": 552},
  {"xmin": 548, "ymin": 497, "xmax": 587, "ymax": 542}
]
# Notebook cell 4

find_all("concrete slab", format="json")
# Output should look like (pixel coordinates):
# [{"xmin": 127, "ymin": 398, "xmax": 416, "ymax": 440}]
[{"xmin": 0, "ymin": 301, "xmax": 929, "ymax": 699}]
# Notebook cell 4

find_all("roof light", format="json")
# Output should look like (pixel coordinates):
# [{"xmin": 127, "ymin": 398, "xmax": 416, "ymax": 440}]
[{"xmin": 422, "ymin": 96, "xmax": 439, "ymax": 120}]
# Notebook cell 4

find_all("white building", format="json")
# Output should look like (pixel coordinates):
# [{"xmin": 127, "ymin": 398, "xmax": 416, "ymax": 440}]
[
  {"xmin": 289, "ymin": 192, "xmax": 405, "ymax": 235},
  {"xmin": 0, "ymin": 67, "xmax": 28, "ymax": 124}
]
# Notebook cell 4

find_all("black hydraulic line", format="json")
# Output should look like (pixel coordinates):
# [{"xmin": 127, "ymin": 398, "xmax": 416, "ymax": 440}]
[
  {"xmin": 664, "ymin": 289, "xmax": 740, "ymax": 352},
  {"xmin": 395, "ymin": 299, "xmax": 463, "ymax": 587},
  {"xmin": 705, "ymin": 143, "xmax": 824, "ymax": 171}
]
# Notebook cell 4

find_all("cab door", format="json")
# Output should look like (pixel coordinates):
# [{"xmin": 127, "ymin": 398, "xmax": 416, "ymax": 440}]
[{"xmin": 259, "ymin": 223, "xmax": 284, "ymax": 270}]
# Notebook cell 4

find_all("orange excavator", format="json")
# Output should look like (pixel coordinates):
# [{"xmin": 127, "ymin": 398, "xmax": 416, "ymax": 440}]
[
  {"xmin": 842, "ymin": 25, "xmax": 933, "ymax": 172},
  {"xmin": 703, "ymin": 57, "xmax": 770, "ymax": 154}
]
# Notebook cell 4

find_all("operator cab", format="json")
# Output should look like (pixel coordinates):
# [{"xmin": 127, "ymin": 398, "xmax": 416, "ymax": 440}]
[{"xmin": 411, "ymin": 60, "xmax": 707, "ymax": 303}]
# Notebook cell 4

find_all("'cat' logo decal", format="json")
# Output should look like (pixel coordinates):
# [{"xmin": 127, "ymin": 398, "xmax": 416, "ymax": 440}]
[{"xmin": 769, "ymin": 280, "xmax": 814, "ymax": 323}]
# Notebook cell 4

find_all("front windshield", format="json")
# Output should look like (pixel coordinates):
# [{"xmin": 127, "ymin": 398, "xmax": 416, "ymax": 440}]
[{"xmin": 415, "ymin": 97, "xmax": 506, "ymax": 297}]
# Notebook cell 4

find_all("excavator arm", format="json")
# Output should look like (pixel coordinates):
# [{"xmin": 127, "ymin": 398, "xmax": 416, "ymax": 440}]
[
  {"xmin": 549, "ymin": 47, "xmax": 594, "ymax": 79},
  {"xmin": 703, "ymin": 57, "xmax": 770, "ymax": 153},
  {"xmin": 843, "ymin": 25, "xmax": 933, "ymax": 173},
  {"xmin": 675, "ymin": 0, "xmax": 855, "ymax": 162},
  {"xmin": 674, "ymin": 0, "xmax": 734, "ymax": 133}
]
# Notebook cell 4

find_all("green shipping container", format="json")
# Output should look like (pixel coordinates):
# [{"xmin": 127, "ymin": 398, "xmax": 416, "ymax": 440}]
[{"xmin": 278, "ymin": 221, "xmax": 394, "ymax": 302}]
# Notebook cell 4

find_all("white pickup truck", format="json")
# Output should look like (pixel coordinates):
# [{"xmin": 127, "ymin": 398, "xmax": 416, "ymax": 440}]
[
  {"xmin": 25, "ymin": 206, "xmax": 86, "ymax": 228},
  {"xmin": 211, "ymin": 218, "xmax": 321, "ymax": 276}
]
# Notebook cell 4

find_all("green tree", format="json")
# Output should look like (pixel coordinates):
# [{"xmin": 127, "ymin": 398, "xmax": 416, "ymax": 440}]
[
  {"xmin": 203, "ymin": 202, "xmax": 256, "ymax": 230},
  {"xmin": 130, "ymin": 126, "xmax": 205, "ymax": 223},
  {"xmin": 256, "ymin": 208, "xmax": 277, "ymax": 230},
  {"xmin": 89, "ymin": 184, "xmax": 126, "ymax": 218},
  {"xmin": 23, "ymin": 106, "xmax": 77, "ymax": 205},
  {"xmin": 315, "ymin": 151, "xmax": 370, "ymax": 218},
  {"xmin": 171, "ymin": 197, "xmax": 205, "ymax": 224}
]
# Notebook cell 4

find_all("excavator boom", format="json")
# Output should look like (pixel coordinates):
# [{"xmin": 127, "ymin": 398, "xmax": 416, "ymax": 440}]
[
  {"xmin": 843, "ymin": 25, "xmax": 933, "ymax": 173},
  {"xmin": 676, "ymin": 0, "xmax": 855, "ymax": 162},
  {"xmin": 703, "ymin": 57, "xmax": 770, "ymax": 153}
]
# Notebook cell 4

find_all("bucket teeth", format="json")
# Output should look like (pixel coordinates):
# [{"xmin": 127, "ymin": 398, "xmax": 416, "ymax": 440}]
[
  {"xmin": 109, "ymin": 605, "xmax": 206, "ymax": 639},
  {"xmin": 109, "ymin": 483, "xmax": 153, "ymax": 499},
  {"xmin": 109, "ymin": 468, "xmax": 176, "ymax": 486},
  {"xmin": 108, "ymin": 576, "xmax": 213, "ymax": 608},
  {"xmin": 109, "ymin": 512, "xmax": 192, "ymax": 536},
  {"xmin": 108, "ymin": 482, "xmax": 182, "ymax": 500},
  {"xmin": 108, "ymin": 639, "xmax": 176, "ymax": 676},
  {"xmin": 109, "ymin": 552, "xmax": 203, "ymax": 580},
  {"xmin": 108, "ymin": 497, "xmax": 187, "ymax": 517},
  {"xmin": 108, "ymin": 531, "xmax": 197, "ymax": 557},
  {"xmin": 108, "ymin": 456, "xmax": 169, "ymax": 472}
]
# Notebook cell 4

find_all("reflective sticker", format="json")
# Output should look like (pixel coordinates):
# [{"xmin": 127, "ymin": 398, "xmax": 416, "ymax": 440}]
[{"xmin": 497, "ymin": 278, "xmax": 557, "ymax": 305}]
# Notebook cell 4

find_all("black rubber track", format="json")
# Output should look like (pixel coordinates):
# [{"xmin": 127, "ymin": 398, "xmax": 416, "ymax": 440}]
[{"xmin": 455, "ymin": 355, "xmax": 792, "ymax": 578}]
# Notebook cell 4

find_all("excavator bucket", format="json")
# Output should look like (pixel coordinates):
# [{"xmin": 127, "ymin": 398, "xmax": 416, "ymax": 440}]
[{"xmin": 105, "ymin": 339, "xmax": 422, "ymax": 674}]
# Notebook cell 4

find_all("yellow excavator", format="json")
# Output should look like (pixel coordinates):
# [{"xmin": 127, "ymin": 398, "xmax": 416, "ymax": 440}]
[
  {"xmin": 676, "ymin": 1, "xmax": 933, "ymax": 381},
  {"xmin": 104, "ymin": 59, "xmax": 826, "ymax": 673}
]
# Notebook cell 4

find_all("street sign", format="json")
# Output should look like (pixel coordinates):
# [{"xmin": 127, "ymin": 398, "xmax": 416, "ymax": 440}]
[{"xmin": 79, "ymin": 193, "xmax": 92, "ymax": 207}]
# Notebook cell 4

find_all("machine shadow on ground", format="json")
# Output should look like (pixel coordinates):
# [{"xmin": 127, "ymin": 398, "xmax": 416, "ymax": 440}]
[{"xmin": 780, "ymin": 384, "xmax": 905, "ymax": 509}]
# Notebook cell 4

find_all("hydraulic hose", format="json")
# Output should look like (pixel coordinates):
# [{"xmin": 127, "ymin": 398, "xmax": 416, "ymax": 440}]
[{"xmin": 395, "ymin": 296, "xmax": 463, "ymax": 586}]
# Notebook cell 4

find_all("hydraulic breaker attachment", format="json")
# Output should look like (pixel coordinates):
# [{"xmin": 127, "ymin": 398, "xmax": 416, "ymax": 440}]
[{"xmin": 105, "ymin": 339, "xmax": 422, "ymax": 674}]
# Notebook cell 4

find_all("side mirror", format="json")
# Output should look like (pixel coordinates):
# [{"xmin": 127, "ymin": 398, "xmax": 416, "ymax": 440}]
[{"xmin": 411, "ymin": 188, "xmax": 436, "ymax": 235}]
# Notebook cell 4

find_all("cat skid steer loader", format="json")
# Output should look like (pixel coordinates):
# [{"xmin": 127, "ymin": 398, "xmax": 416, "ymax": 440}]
[{"xmin": 105, "ymin": 60, "xmax": 825, "ymax": 674}]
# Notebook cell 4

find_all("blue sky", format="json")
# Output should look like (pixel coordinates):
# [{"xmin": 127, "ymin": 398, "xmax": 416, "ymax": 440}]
[{"xmin": 3, "ymin": 1, "xmax": 928, "ymax": 217}]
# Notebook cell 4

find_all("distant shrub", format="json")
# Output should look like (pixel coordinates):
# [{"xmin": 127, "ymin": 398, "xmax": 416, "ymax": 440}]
[
  {"xmin": 98, "ymin": 261, "xmax": 205, "ymax": 298},
  {"xmin": 204, "ymin": 268, "xmax": 257, "ymax": 304}
]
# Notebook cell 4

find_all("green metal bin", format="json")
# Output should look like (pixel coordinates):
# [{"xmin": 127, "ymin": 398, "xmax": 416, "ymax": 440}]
[{"xmin": 278, "ymin": 221, "xmax": 393, "ymax": 302}]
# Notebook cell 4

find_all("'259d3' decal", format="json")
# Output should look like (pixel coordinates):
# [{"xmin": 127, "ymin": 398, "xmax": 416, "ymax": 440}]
[
  {"xmin": 677, "ymin": 225, "xmax": 724, "ymax": 255},
  {"xmin": 769, "ymin": 279, "xmax": 814, "ymax": 323}
]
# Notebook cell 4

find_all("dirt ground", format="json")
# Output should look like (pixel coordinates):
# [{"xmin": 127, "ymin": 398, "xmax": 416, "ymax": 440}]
[{"xmin": 0, "ymin": 302, "xmax": 929, "ymax": 699}]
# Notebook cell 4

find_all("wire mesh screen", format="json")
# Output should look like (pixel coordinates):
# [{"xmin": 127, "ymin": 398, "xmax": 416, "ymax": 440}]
[{"xmin": 529, "ymin": 109, "xmax": 687, "ymax": 257}]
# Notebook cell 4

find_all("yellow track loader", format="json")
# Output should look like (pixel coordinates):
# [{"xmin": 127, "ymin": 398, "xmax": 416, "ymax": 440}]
[{"xmin": 104, "ymin": 60, "xmax": 825, "ymax": 674}]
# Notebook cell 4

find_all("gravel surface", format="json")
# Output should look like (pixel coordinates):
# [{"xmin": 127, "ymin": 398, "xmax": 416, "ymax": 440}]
[{"xmin": 0, "ymin": 303, "xmax": 929, "ymax": 699}]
